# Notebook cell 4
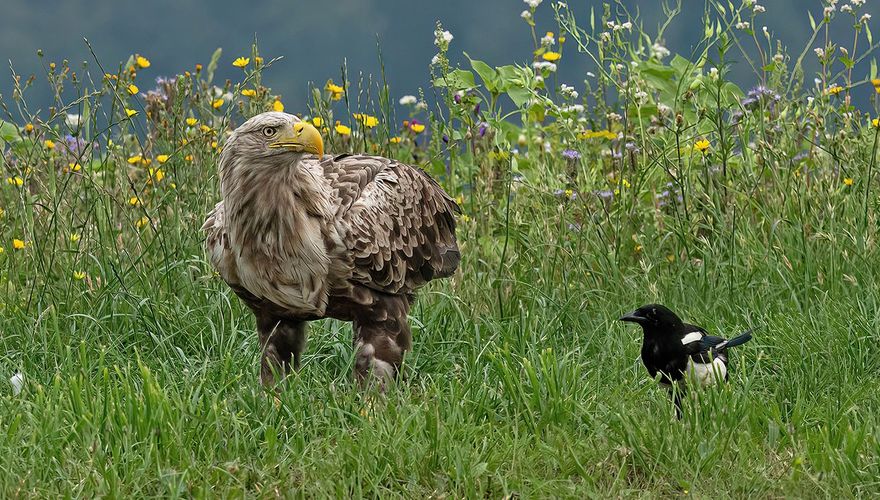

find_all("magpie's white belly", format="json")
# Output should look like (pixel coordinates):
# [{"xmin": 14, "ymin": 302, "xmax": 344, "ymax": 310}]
[{"xmin": 686, "ymin": 358, "xmax": 727, "ymax": 387}]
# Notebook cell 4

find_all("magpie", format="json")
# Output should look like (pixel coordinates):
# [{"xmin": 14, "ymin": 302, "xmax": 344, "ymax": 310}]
[{"xmin": 619, "ymin": 304, "xmax": 754, "ymax": 417}]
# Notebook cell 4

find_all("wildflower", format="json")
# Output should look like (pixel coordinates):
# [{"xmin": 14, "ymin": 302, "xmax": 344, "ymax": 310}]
[
  {"xmin": 68, "ymin": 162, "xmax": 81, "ymax": 172},
  {"xmin": 694, "ymin": 139, "xmax": 711, "ymax": 154},
  {"xmin": 24, "ymin": 123, "xmax": 34, "ymax": 133},
  {"xmin": 825, "ymin": 84, "xmax": 844, "ymax": 95},
  {"xmin": 460, "ymin": 214, "xmax": 472, "ymax": 223},
  {"xmin": 651, "ymin": 43, "xmax": 671, "ymax": 59},
  {"xmin": 185, "ymin": 117, "xmax": 198, "ymax": 126},
  {"xmin": 399, "ymin": 95, "xmax": 418, "ymax": 106},
  {"xmin": 128, "ymin": 196, "xmax": 140, "ymax": 206},
  {"xmin": 435, "ymin": 30, "xmax": 454, "ymax": 46},
  {"xmin": 232, "ymin": 57, "xmax": 250, "ymax": 68},
  {"xmin": 135, "ymin": 55, "xmax": 151, "ymax": 68},
  {"xmin": 666, "ymin": 254, "xmax": 676, "ymax": 263},
  {"xmin": 309, "ymin": 117, "xmax": 324, "ymax": 128},
  {"xmin": 185, "ymin": 154, "xmax": 194, "ymax": 162},
  {"xmin": 44, "ymin": 139, "xmax": 56, "ymax": 149},
  {"xmin": 353, "ymin": 113, "xmax": 379, "ymax": 128},
  {"xmin": 410, "ymin": 122, "xmax": 426, "ymax": 133},
  {"xmin": 255, "ymin": 56, "xmax": 264, "ymax": 65},
  {"xmin": 0, "ymin": 247, "xmax": 4, "ymax": 254},
  {"xmin": 73, "ymin": 271, "xmax": 86, "ymax": 280},
  {"xmin": 65, "ymin": 114, "xmax": 82, "ymax": 129},
  {"xmin": 335, "ymin": 123, "xmax": 352, "ymax": 135},
  {"xmin": 127, "ymin": 155, "xmax": 143, "ymax": 165},
  {"xmin": 70, "ymin": 233, "xmax": 81, "ymax": 243},
  {"xmin": 325, "ymin": 80, "xmax": 345, "ymax": 100},
  {"xmin": 148, "ymin": 168, "xmax": 165, "ymax": 183},
  {"xmin": 136, "ymin": 216, "xmax": 149, "ymax": 229},
  {"xmin": 844, "ymin": 177, "xmax": 854, "ymax": 186},
  {"xmin": 389, "ymin": 136, "xmax": 402, "ymax": 144},
  {"xmin": 211, "ymin": 141, "xmax": 219, "ymax": 149},
  {"xmin": 6, "ymin": 177, "xmax": 23, "ymax": 187},
  {"xmin": 12, "ymin": 239, "xmax": 26, "ymax": 250},
  {"xmin": 520, "ymin": 10, "xmax": 532, "ymax": 20},
  {"xmin": 212, "ymin": 98, "xmax": 224, "ymax": 109},
  {"xmin": 127, "ymin": 84, "xmax": 139, "ymax": 95},
  {"xmin": 562, "ymin": 149, "xmax": 580, "ymax": 160},
  {"xmin": 273, "ymin": 100, "xmax": 284, "ymax": 112},
  {"xmin": 542, "ymin": 51, "xmax": 562, "ymax": 62},
  {"xmin": 541, "ymin": 31, "xmax": 555, "ymax": 46},
  {"xmin": 872, "ymin": 118, "xmax": 880, "ymax": 128},
  {"xmin": 200, "ymin": 125, "xmax": 213, "ymax": 134},
  {"xmin": 157, "ymin": 154, "xmax": 169, "ymax": 164},
  {"xmin": 524, "ymin": 0, "xmax": 542, "ymax": 7},
  {"xmin": 622, "ymin": 178, "xmax": 631, "ymax": 189},
  {"xmin": 241, "ymin": 88, "xmax": 257, "ymax": 97}
]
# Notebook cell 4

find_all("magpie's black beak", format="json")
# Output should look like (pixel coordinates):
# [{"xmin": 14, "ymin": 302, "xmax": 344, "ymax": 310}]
[{"xmin": 619, "ymin": 311, "xmax": 647, "ymax": 324}]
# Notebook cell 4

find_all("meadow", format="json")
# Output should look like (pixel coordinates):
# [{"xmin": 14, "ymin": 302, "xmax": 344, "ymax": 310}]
[{"xmin": 1, "ymin": 0, "xmax": 880, "ymax": 497}]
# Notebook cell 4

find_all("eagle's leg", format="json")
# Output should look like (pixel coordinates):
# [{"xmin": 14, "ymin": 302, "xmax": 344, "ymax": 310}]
[
  {"xmin": 352, "ymin": 295, "xmax": 412, "ymax": 388},
  {"xmin": 257, "ymin": 314, "xmax": 307, "ymax": 387}
]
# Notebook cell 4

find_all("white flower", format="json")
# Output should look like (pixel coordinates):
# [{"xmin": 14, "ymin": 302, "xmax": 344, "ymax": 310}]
[
  {"xmin": 415, "ymin": 101, "xmax": 428, "ymax": 111},
  {"xmin": 634, "ymin": 90, "xmax": 648, "ymax": 102},
  {"xmin": 841, "ymin": 4, "xmax": 853, "ymax": 12},
  {"xmin": 532, "ymin": 61, "xmax": 557, "ymax": 72},
  {"xmin": 431, "ymin": 54, "xmax": 441, "ymax": 65},
  {"xmin": 753, "ymin": 4, "xmax": 765, "ymax": 13},
  {"xmin": 524, "ymin": 0, "xmax": 542, "ymax": 8},
  {"xmin": 814, "ymin": 47, "xmax": 825, "ymax": 58},
  {"xmin": 773, "ymin": 53, "xmax": 784, "ymax": 63},
  {"xmin": 399, "ymin": 95, "xmax": 418, "ymax": 106},
  {"xmin": 520, "ymin": 10, "xmax": 532, "ymax": 19},
  {"xmin": 852, "ymin": 0, "xmax": 866, "ymax": 6},
  {"xmin": 541, "ymin": 33, "xmax": 555, "ymax": 46},
  {"xmin": 600, "ymin": 32, "xmax": 612, "ymax": 42},
  {"xmin": 65, "ymin": 113, "xmax": 82, "ymax": 129},
  {"xmin": 535, "ymin": 75, "xmax": 544, "ymax": 83},
  {"xmin": 559, "ymin": 83, "xmax": 579, "ymax": 99},
  {"xmin": 621, "ymin": 22, "xmax": 633, "ymax": 30},
  {"xmin": 435, "ymin": 30, "xmax": 453, "ymax": 46},
  {"xmin": 652, "ymin": 42, "xmax": 670, "ymax": 59},
  {"xmin": 586, "ymin": 72, "xmax": 596, "ymax": 78},
  {"xmin": 860, "ymin": 13, "xmax": 871, "ymax": 23},
  {"xmin": 736, "ymin": 22, "xmax": 750, "ymax": 29},
  {"xmin": 607, "ymin": 112, "xmax": 622, "ymax": 121},
  {"xmin": 10, "ymin": 372, "xmax": 23, "ymax": 395}
]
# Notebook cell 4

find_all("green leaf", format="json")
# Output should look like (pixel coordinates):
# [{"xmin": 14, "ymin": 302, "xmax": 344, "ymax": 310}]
[
  {"xmin": 809, "ymin": 11, "xmax": 817, "ymax": 31},
  {"xmin": 507, "ymin": 87, "xmax": 531, "ymax": 108},
  {"xmin": 432, "ymin": 69, "xmax": 476, "ymax": 90},
  {"xmin": 206, "ymin": 47, "xmax": 222, "ymax": 84},
  {"xmin": 466, "ymin": 54, "xmax": 499, "ymax": 93},
  {"xmin": 0, "ymin": 120, "xmax": 19, "ymax": 146},
  {"xmin": 838, "ymin": 56, "xmax": 855, "ymax": 69}
]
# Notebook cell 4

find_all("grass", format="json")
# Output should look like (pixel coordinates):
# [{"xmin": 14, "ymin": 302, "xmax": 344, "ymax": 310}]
[{"xmin": 2, "ymin": 0, "xmax": 880, "ymax": 497}]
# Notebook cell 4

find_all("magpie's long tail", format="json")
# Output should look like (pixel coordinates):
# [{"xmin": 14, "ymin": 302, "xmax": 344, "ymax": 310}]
[{"xmin": 715, "ymin": 328, "xmax": 756, "ymax": 351}]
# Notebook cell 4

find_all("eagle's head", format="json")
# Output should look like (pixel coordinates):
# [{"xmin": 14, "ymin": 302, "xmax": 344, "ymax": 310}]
[{"xmin": 220, "ymin": 111, "xmax": 324, "ymax": 167}]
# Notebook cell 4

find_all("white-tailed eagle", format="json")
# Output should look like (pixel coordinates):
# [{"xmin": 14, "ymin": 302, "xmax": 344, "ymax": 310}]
[{"xmin": 202, "ymin": 112, "xmax": 460, "ymax": 386}]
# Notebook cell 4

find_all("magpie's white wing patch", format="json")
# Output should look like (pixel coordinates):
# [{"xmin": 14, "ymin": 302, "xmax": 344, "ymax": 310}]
[
  {"xmin": 681, "ymin": 331, "xmax": 703, "ymax": 345},
  {"xmin": 686, "ymin": 358, "xmax": 727, "ymax": 387}
]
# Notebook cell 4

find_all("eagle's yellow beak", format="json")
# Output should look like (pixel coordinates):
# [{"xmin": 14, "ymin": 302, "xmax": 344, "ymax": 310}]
[{"xmin": 270, "ymin": 121, "xmax": 324, "ymax": 158}]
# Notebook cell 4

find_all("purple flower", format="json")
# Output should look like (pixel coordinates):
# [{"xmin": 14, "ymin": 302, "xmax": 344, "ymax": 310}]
[
  {"xmin": 562, "ymin": 149, "xmax": 580, "ymax": 160},
  {"xmin": 478, "ymin": 122, "xmax": 488, "ymax": 137},
  {"xmin": 793, "ymin": 151, "xmax": 809, "ymax": 163},
  {"xmin": 453, "ymin": 93, "xmax": 462, "ymax": 104},
  {"xmin": 595, "ymin": 190, "xmax": 614, "ymax": 200},
  {"xmin": 442, "ymin": 134, "xmax": 449, "ymax": 144},
  {"xmin": 474, "ymin": 103, "xmax": 481, "ymax": 116}
]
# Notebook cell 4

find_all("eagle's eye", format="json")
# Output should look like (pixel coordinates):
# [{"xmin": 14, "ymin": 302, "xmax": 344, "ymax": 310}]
[{"xmin": 262, "ymin": 126, "xmax": 277, "ymax": 137}]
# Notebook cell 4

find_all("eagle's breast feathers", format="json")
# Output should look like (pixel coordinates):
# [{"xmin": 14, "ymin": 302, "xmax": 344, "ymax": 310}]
[{"xmin": 203, "ymin": 153, "xmax": 459, "ymax": 319}]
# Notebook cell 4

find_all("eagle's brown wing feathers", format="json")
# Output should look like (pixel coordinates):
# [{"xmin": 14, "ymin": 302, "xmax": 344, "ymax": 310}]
[{"xmin": 317, "ymin": 154, "xmax": 460, "ymax": 296}]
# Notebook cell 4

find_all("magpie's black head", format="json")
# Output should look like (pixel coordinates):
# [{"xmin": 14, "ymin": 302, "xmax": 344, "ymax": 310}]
[{"xmin": 619, "ymin": 304, "xmax": 685, "ymax": 336}]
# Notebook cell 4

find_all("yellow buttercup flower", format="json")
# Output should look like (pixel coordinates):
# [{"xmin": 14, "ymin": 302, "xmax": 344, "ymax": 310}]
[
  {"xmin": 13, "ymin": 239, "xmax": 26, "ymax": 250},
  {"xmin": 156, "ymin": 154, "xmax": 169, "ymax": 164},
  {"xmin": 872, "ymin": 118, "xmax": 879, "ymax": 129},
  {"xmin": 136, "ymin": 216, "xmax": 149, "ymax": 229},
  {"xmin": 148, "ymin": 168, "xmax": 165, "ymax": 183},
  {"xmin": 125, "ymin": 108, "xmax": 138, "ymax": 117},
  {"xmin": 273, "ymin": 100, "xmax": 284, "ymax": 112},
  {"xmin": 127, "ymin": 84, "xmax": 139, "ymax": 95},
  {"xmin": 127, "ymin": 155, "xmax": 143, "ymax": 165},
  {"xmin": 389, "ymin": 136, "xmax": 402, "ymax": 144},
  {"xmin": 843, "ymin": 177, "xmax": 854, "ymax": 186},
  {"xmin": 232, "ymin": 57, "xmax": 250, "ymax": 68},
  {"xmin": 353, "ymin": 113, "xmax": 379, "ymax": 128},
  {"xmin": 312, "ymin": 117, "xmax": 323, "ymax": 127},
  {"xmin": 73, "ymin": 271, "xmax": 86, "ymax": 280},
  {"xmin": 7, "ymin": 177, "xmax": 24, "ymax": 187},
  {"xmin": 543, "ymin": 51, "xmax": 562, "ymax": 62},
  {"xmin": 325, "ymin": 80, "xmax": 345, "ymax": 100},
  {"xmin": 69, "ymin": 233, "xmax": 81, "ymax": 243},
  {"xmin": 241, "ymin": 88, "xmax": 257, "ymax": 98},
  {"xmin": 0, "ymin": 247, "xmax": 4, "ymax": 254},
  {"xmin": 200, "ymin": 125, "xmax": 212, "ymax": 134},
  {"xmin": 68, "ymin": 163, "xmax": 81, "ymax": 172},
  {"xmin": 24, "ymin": 123, "xmax": 34, "ymax": 133},
  {"xmin": 622, "ymin": 178, "xmax": 631, "ymax": 189},
  {"xmin": 185, "ymin": 117, "xmax": 198, "ymax": 126},
  {"xmin": 185, "ymin": 154, "xmax": 194, "ymax": 162},
  {"xmin": 694, "ymin": 139, "xmax": 710, "ymax": 154},
  {"xmin": 44, "ymin": 139, "xmax": 56, "ymax": 149},
  {"xmin": 335, "ymin": 123, "xmax": 352, "ymax": 136},
  {"xmin": 136, "ymin": 55, "xmax": 151, "ymax": 68},
  {"xmin": 825, "ymin": 84, "xmax": 843, "ymax": 95},
  {"xmin": 212, "ymin": 98, "xmax": 224, "ymax": 109},
  {"xmin": 128, "ymin": 196, "xmax": 140, "ymax": 206},
  {"xmin": 410, "ymin": 123, "xmax": 426, "ymax": 133}
]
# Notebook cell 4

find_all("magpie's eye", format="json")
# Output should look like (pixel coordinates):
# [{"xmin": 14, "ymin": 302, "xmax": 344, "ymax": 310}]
[{"xmin": 263, "ymin": 127, "xmax": 277, "ymax": 137}]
